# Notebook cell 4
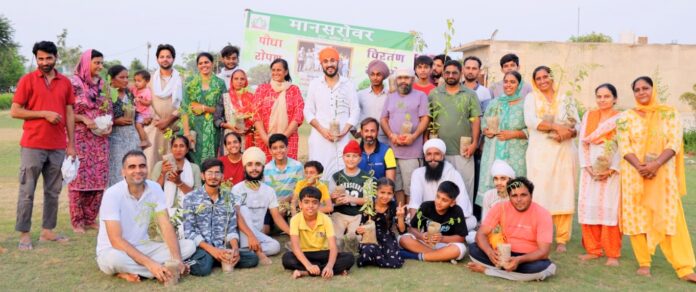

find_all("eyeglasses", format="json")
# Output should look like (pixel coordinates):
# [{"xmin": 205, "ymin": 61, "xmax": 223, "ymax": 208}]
[
  {"xmin": 443, "ymin": 71, "xmax": 459, "ymax": 76},
  {"xmin": 204, "ymin": 171, "xmax": 223, "ymax": 177}
]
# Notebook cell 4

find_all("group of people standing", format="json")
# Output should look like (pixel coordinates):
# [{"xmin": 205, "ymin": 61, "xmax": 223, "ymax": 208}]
[{"xmin": 10, "ymin": 38, "xmax": 696, "ymax": 284}]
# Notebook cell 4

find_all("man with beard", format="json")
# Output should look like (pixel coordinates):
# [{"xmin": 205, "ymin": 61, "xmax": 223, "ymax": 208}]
[
  {"xmin": 357, "ymin": 117, "xmax": 396, "ymax": 181},
  {"xmin": 144, "ymin": 44, "xmax": 183, "ymax": 173},
  {"xmin": 12, "ymin": 41, "xmax": 76, "ymax": 250},
  {"xmin": 234, "ymin": 147, "xmax": 288, "ymax": 265},
  {"xmin": 428, "ymin": 60, "xmax": 481, "ymax": 202},
  {"xmin": 357, "ymin": 60, "xmax": 390, "ymax": 144},
  {"xmin": 217, "ymin": 45, "xmax": 240, "ymax": 89},
  {"xmin": 430, "ymin": 54, "xmax": 451, "ymax": 86},
  {"xmin": 462, "ymin": 56, "xmax": 492, "ymax": 113},
  {"xmin": 380, "ymin": 67, "xmax": 429, "ymax": 206},
  {"xmin": 184, "ymin": 159, "xmax": 259, "ymax": 276},
  {"xmin": 96, "ymin": 151, "xmax": 195, "ymax": 283},
  {"xmin": 408, "ymin": 139, "xmax": 477, "ymax": 242},
  {"xmin": 489, "ymin": 53, "xmax": 533, "ymax": 99},
  {"xmin": 467, "ymin": 177, "xmax": 557, "ymax": 281},
  {"xmin": 303, "ymin": 47, "xmax": 360, "ymax": 180}
]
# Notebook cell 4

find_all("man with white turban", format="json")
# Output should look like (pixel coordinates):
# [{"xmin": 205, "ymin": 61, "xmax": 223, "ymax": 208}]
[
  {"xmin": 408, "ymin": 139, "xmax": 477, "ymax": 242},
  {"xmin": 233, "ymin": 147, "xmax": 288, "ymax": 265},
  {"xmin": 480, "ymin": 159, "xmax": 516, "ymax": 220}
]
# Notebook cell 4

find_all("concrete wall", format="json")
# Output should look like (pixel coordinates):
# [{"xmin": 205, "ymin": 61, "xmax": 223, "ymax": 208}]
[{"xmin": 456, "ymin": 40, "xmax": 696, "ymax": 128}]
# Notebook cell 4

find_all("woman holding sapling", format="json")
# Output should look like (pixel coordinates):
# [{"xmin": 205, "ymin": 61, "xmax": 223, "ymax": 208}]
[
  {"xmin": 106, "ymin": 65, "xmax": 141, "ymax": 187},
  {"xmin": 356, "ymin": 178, "xmax": 405, "ymax": 268},
  {"xmin": 577, "ymin": 83, "xmax": 622, "ymax": 266},
  {"xmin": 151, "ymin": 135, "xmax": 202, "ymax": 218},
  {"xmin": 476, "ymin": 71, "xmax": 528, "ymax": 209},
  {"xmin": 523, "ymin": 66, "xmax": 580, "ymax": 253}
]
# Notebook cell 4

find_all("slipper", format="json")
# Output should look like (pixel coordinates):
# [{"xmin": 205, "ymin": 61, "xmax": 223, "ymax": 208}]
[
  {"xmin": 18, "ymin": 241, "xmax": 33, "ymax": 251},
  {"xmin": 39, "ymin": 234, "xmax": 69, "ymax": 243}
]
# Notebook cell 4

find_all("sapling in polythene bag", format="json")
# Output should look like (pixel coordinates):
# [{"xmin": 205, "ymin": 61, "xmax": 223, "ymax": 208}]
[{"xmin": 358, "ymin": 176, "xmax": 378, "ymax": 245}]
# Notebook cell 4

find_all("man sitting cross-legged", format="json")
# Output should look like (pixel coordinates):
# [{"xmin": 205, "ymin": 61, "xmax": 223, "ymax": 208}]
[
  {"xmin": 95, "ymin": 150, "xmax": 195, "ymax": 283},
  {"xmin": 467, "ymin": 177, "xmax": 557, "ymax": 281},
  {"xmin": 184, "ymin": 159, "xmax": 259, "ymax": 276},
  {"xmin": 398, "ymin": 181, "xmax": 468, "ymax": 262}
]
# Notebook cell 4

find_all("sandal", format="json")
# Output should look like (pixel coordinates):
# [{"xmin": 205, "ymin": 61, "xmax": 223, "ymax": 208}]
[
  {"xmin": 39, "ymin": 234, "xmax": 69, "ymax": 243},
  {"xmin": 18, "ymin": 240, "xmax": 33, "ymax": 251}
]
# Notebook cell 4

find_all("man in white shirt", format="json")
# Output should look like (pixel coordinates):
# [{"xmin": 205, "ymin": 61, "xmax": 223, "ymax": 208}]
[
  {"xmin": 303, "ymin": 47, "xmax": 360, "ymax": 180},
  {"xmin": 408, "ymin": 139, "xmax": 477, "ymax": 242},
  {"xmin": 217, "ymin": 45, "xmax": 240, "ymax": 89},
  {"xmin": 95, "ymin": 150, "xmax": 195, "ymax": 283},
  {"xmin": 357, "ymin": 60, "xmax": 390, "ymax": 144}
]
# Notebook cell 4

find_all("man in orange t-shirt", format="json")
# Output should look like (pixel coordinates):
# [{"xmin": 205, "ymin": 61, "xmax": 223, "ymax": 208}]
[{"xmin": 467, "ymin": 177, "xmax": 557, "ymax": 281}]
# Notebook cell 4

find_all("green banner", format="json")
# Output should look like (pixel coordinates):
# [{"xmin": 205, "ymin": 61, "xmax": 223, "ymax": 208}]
[{"xmin": 241, "ymin": 10, "xmax": 415, "ymax": 93}]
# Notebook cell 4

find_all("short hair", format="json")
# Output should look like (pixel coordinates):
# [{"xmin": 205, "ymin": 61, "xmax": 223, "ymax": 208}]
[
  {"xmin": 121, "ymin": 150, "xmax": 146, "ymax": 166},
  {"xmin": 270, "ymin": 58, "xmax": 292, "ymax": 82},
  {"xmin": 504, "ymin": 71, "xmax": 522, "ymax": 84},
  {"xmin": 437, "ymin": 181, "xmax": 460, "ymax": 200},
  {"xmin": 376, "ymin": 177, "xmax": 395, "ymax": 191},
  {"xmin": 360, "ymin": 117, "xmax": 380, "ymax": 131},
  {"xmin": 463, "ymin": 56, "xmax": 482, "ymax": 68},
  {"xmin": 107, "ymin": 65, "xmax": 127, "ymax": 79},
  {"xmin": 414, "ymin": 55, "xmax": 433, "ymax": 68},
  {"xmin": 595, "ymin": 83, "xmax": 618, "ymax": 98},
  {"xmin": 32, "ymin": 41, "xmax": 57, "ymax": 56},
  {"xmin": 444, "ymin": 60, "xmax": 462, "ymax": 72},
  {"xmin": 196, "ymin": 52, "xmax": 214, "ymax": 64},
  {"xmin": 433, "ymin": 54, "xmax": 451, "ymax": 63},
  {"xmin": 223, "ymin": 132, "xmax": 242, "ymax": 145},
  {"xmin": 201, "ymin": 158, "xmax": 224, "ymax": 173},
  {"xmin": 269, "ymin": 133, "xmax": 288, "ymax": 147},
  {"xmin": 134, "ymin": 70, "xmax": 151, "ymax": 82},
  {"xmin": 532, "ymin": 65, "xmax": 552, "ymax": 80},
  {"xmin": 156, "ymin": 44, "xmax": 176, "ymax": 59},
  {"xmin": 631, "ymin": 76, "xmax": 653, "ymax": 90},
  {"xmin": 303, "ymin": 160, "xmax": 324, "ymax": 174},
  {"xmin": 91, "ymin": 49, "xmax": 103, "ymax": 59},
  {"xmin": 499, "ymin": 53, "xmax": 519, "ymax": 68},
  {"xmin": 220, "ymin": 45, "xmax": 240, "ymax": 58},
  {"xmin": 506, "ymin": 176, "xmax": 535, "ymax": 195},
  {"xmin": 299, "ymin": 186, "xmax": 322, "ymax": 201}
]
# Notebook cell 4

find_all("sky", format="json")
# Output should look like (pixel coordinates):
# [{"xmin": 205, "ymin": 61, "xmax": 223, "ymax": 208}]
[{"xmin": 3, "ymin": 0, "xmax": 694, "ymax": 67}]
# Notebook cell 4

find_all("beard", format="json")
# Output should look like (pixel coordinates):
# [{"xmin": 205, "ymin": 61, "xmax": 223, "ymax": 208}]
[
  {"xmin": 445, "ymin": 77, "xmax": 459, "ymax": 86},
  {"xmin": 323, "ymin": 66, "xmax": 338, "ymax": 77},
  {"xmin": 159, "ymin": 63, "xmax": 173, "ymax": 70},
  {"xmin": 397, "ymin": 83, "xmax": 412, "ymax": 95},
  {"xmin": 431, "ymin": 71, "xmax": 441, "ymax": 80},
  {"xmin": 39, "ymin": 64, "xmax": 55, "ymax": 74},
  {"xmin": 464, "ymin": 75, "xmax": 477, "ymax": 82},
  {"xmin": 424, "ymin": 160, "xmax": 445, "ymax": 182},
  {"xmin": 245, "ymin": 171, "xmax": 264, "ymax": 182},
  {"xmin": 363, "ymin": 136, "xmax": 375, "ymax": 145}
]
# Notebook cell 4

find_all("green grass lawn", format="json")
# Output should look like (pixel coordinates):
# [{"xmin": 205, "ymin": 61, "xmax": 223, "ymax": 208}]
[{"xmin": 0, "ymin": 111, "xmax": 695, "ymax": 291}]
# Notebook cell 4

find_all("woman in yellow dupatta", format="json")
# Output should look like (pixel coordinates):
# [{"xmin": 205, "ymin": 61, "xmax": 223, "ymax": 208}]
[
  {"xmin": 523, "ymin": 66, "xmax": 580, "ymax": 253},
  {"xmin": 617, "ymin": 76, "xmax": 695, "ymax": 282}
]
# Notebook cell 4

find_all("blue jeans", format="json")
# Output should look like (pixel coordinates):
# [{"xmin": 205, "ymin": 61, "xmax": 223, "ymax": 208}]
[
  {"xmin": 189, "ymin": 247, "xmax": 259, "ymax": 276},
  {"xmin": 468, "ymin": 242, "xmax": 552, "ymax": 273}
]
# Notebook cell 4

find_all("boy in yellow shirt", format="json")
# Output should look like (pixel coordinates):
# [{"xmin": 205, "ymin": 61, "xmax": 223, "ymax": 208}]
[
  {"xmin": 290, "ymin": 161, "xmax": 333, "ymax": 216},
  {"xmin": 282, "ymin": 186, "xmax": 354, "ymax": 279}
]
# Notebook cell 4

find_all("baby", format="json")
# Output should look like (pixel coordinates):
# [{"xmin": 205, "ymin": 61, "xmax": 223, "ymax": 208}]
[{"xmin": 131, "ymin": 70, "xmax": 153, "ymax": 149}]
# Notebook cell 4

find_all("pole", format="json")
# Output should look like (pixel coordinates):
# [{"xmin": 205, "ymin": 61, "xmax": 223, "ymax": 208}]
[
  {"xmin": 577, "ymin": 7, "xmax": 580, "ymax": 36},
  {"xmin": 146, "ymin": 42, "xmax": 152, "ymax": 71}
]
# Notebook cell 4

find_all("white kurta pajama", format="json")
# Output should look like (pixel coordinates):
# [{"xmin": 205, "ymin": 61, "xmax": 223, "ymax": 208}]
[{"xmin": 303, "ymin": 76, "xmax": 360, "ymax": 181}]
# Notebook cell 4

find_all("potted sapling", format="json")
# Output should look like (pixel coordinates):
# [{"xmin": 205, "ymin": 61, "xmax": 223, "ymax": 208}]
[
  {"xmin": 592, "ymin": 138, "xmax": 617, "ymax": 179},
  {"xmin": 358, "ymin": 176, "xmax": 378, "ymax": 245},
  {"xmin": 486, "ymin": 105, "xmax": 501, "ymax": 135},
  {"xmin": 399, "ymin": 113, "xmax": 413, "ymax": 144},
  {"xmin": 220, "ymin": 191, "xmax": 236, "ymax": 273}
]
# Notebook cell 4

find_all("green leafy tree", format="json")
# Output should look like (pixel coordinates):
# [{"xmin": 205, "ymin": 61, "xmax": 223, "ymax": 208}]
[
  {"xmin": 0, "ymin": 15, "xmax": 24, "ymax": 91},
  {"xmin": 128, "ymin": 58, "xmax": 145, "ymax": 78},
  {"xmin": 680, "ymin": 84, "xmax": 696, "ymax": 112},
  {"xmin": 56, "ymin": 29, "xmax": 82, "ymax": 74},
  {"xmin": 247, "ymin": 64, "xmax": 270, "ymax": 86},
  {"xmin": 569, "ymin": 32, "xmax": 612, "ymax": 43}
]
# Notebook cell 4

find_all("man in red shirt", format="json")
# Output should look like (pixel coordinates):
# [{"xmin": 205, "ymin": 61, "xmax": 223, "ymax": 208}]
[{"xmin": 11, "ymin": 41, "xmax": 76, "ymax": 251}]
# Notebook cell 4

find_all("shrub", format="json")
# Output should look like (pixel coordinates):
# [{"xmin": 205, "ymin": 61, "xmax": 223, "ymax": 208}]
[
  {"xmin": 0, "ymin": 93, "xmax": 12, "ymax": 110},
  {"xmin": 685, "ymin": 130, "xmax": 696, "ymax": 155}
]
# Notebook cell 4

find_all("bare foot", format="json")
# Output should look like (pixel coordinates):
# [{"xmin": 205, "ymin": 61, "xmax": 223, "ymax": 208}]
[
  {"xmin": 636, "ymin": 266, "xmax": 651, "ymax": 277},
  {"xmin": 556, "ymin": 244, "xmax": 567, "ymax": 253},
  {"xmin": 0, "ymin": 246, "xmax": 7, "ymax": 254},
  {"xmin": 681, "ymin": 273, "xmax": 696, "ymax": 283},
  {"xmin": 605, "ymin": 258, "xmax": 619, "ymax": 267},
  {"xmin": 85, "ymin": 223, "xmax": 99, "ymax": 230},
  {"xmin": 258, "ymin": 254, "xmax": 272, "ymax": 266},
  {"xmin": 578, "ymin": 254, "xmax": 600, "ymax": 261},
  {"xmin": 39, "ymin": 230, "xmax": 69, "ymax": 243},
  {"xmin": 116, "ymin": 273, "xmax": 141, "ymax": 282},
  {"xmin": 292, "ymin": 270, "xmax": 308, "ymax": 279},
  {"xmin": 341, "ymin": 270, "xmax": 349, "ymax": 276},
  {"xmin": 72, "ymin": 226, "xmax": 86, "ymax": 234},
  {"xmin": 466, "ymin": 262, "xmax": 486, "ymax": 273},
  {"xmin": 140, "ymin": 140, "xmax": 152, "ymax": 150}
]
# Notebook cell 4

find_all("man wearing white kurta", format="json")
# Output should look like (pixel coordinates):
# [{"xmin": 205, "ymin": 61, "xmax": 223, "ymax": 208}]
[
  {"xmin": 408, "ymin": 138, "xmax": 477, "ymax": 243},
  {"xmin": 303, "ymin": 47, "xmax": 360, "ymax": 180}
]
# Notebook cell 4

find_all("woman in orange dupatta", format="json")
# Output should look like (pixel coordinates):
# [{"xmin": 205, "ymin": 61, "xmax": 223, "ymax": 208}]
[
  {"xmin": 218, "ymin": 68, "xmax": 257, "ymax": 153},
  {"xmin": 577, "ymin": 83, "xmax": 622, "ymax": 266},
  {"xmin": 616, "ymin": 76, "xmax": 695, "ymax": 282}
]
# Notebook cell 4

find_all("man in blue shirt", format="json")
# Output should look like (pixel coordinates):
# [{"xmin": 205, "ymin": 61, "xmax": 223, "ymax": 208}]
[{"xmin": 357, "ymin": 117, "xmax": 396, "ymax": 181}]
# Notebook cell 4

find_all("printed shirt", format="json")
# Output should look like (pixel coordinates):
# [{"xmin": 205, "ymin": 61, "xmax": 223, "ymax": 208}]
[
  {"xmin": 183, "ymin": 187, "xmax": 239, "ymax": 248},
  {"xmin": 329, "ymin": 169, "xmax": 372, "ymax": 216},
  {"xmin": 410, "ymin": 201, "xmax": 468, "ymax": 237}
]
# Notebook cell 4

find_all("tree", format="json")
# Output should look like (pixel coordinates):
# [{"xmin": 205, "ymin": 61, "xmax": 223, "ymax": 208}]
[
  {"xmin": 247, "ymin": 64, "xmax": 270, "ymax": 86},
  {"xmin": 0, "ymin": 15, "xmax": 24, "ymax": 91},
  {"xmin": 680, "ymin": 84, "xmax": 696, "ymax": 113},
  {"xmin": 56, "ymin": 29, "xmax": 82, "ymax": 74},
  {"xmin": 100, "ymin": 60, "xmax": 122, "ymax": 81},
  {"xmin": 129, "ymin": 58, "xmax": 145, "ymax": 77},
  {"xmin": 569, "ymin": 32, "xmax": 612, "ymax": 43}
]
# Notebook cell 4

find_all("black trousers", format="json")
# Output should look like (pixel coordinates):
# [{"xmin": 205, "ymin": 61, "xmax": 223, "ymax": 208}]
[{"xmin": 282, "ymin": 250, "xmax": 354, "ymax": 274}]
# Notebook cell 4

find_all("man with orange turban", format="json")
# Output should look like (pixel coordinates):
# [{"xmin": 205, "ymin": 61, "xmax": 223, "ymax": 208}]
[{"xmin": 303, "ymin": 47, "xmax": 360, "ymax": 180}]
